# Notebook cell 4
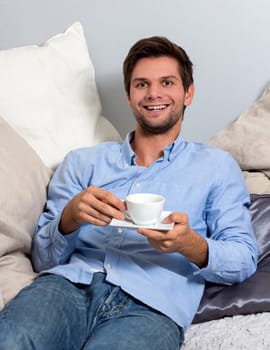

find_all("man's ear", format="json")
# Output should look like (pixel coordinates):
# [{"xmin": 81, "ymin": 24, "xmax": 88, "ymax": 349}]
[{"xmin": 184, "ymin": 84, "xmax": 195, "ymax": 106}]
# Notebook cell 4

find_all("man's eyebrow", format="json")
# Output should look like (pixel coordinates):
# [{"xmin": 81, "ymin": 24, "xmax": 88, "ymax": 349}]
[
  {"xmin": 132, "ymin": 75, "xmax": 179, "ymax": 82},
  {"xmin": 131, "ymin": 77, "xmax": 148, "ymax": 82},
  {"xmin": 160, "ymin": 75, "xmax": 179, "ymax": 80}
]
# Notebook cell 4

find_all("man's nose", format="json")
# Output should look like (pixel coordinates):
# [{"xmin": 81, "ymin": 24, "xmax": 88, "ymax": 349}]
[{"xmin": 145, "ymin": 84, "xmax": 162, "ymax": 99}]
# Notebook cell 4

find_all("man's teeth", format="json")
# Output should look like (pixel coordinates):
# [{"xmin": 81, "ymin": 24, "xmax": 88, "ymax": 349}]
[{"xmin": 145, "ymin": 105, "xmax": 167, "ymax": 110}]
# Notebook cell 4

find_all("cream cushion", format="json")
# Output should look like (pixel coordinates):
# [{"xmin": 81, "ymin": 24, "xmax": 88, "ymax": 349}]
[
  {"xmin": 208, "ymin": 83, "xmax": 270, "ymax": 194},
  {"xmin": 243, "ymin": 171, "xmax": 270, "ymax": 195},
  {"xmin": 0, "ymin": 116, "xmax": 52, "ymax": 309},
  {"xmin": 0, "ymin": 22, "xmax": 121, "ymax": 169}
]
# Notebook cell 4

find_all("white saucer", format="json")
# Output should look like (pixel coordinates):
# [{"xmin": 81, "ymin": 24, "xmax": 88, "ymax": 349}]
[{"xmin": 110, "ymin": 211, "xmax": 174, "ymax": 231}]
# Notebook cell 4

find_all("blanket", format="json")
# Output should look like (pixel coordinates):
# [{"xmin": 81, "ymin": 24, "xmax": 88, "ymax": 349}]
[{"xmin": 183, "ymin": 312, "xmax": 270, "ymax": 350}]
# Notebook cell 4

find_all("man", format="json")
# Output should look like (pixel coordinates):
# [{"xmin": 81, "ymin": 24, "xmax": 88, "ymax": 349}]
[{"xmin": 0, "ymin": 36, "xmax": 258, "ymax": 350}]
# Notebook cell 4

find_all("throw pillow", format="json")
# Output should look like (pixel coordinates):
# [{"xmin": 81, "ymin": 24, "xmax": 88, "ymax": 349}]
[
  {"xmin": 0, "ymin": 116, "xmax": 52, "ymax": 308},
  {"xmin": 193, "ymin": 194, "xmax": 270, "ymax": 323},
  {"xmin": 208, "ymin": 83, "xmax": 270, "ymax": 178},
  {"xmin": 0, "ymin": 22, "xmax": 121, "ymax": 170}
]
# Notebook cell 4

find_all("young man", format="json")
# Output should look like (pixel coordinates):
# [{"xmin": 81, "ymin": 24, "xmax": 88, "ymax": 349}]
[{"xmin": 0, "ymin": 36, "xmax": 258, "ymax": 350}]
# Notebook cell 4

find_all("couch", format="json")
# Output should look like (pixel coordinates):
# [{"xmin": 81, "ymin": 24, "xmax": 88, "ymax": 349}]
[{"xmin": 1, "ymin": 22, "xmax": 270, "ymax": 349}]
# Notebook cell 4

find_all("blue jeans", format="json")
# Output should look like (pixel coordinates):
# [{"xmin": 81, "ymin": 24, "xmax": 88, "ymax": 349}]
[{"xmin": 0, "ymin": 273, "xmax": 184, "ymax": 350}]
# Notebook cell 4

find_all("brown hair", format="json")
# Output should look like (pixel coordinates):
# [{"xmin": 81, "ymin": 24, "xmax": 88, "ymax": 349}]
[{"xmin": 123, "ymin": 36, "xmax": 193, "ymax": 96}]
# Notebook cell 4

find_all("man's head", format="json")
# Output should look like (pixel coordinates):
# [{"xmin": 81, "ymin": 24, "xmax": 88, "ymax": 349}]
[
  {"xmin": 123, "ymin": 36, "xmax": 193, "ymax": 97},
  {"xmin": 123, "ymin": 36, "xmax": 194, "ymax": 136}
]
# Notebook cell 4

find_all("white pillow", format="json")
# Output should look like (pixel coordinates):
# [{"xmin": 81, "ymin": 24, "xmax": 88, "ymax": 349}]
[{"xmin": 0, "ymin": 22, "xmax": 121, "ymax": 169}]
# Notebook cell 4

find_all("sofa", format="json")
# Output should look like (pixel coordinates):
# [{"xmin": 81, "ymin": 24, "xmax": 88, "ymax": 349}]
[{"xmin": 1, "ymin": 22, "xmax": 270, "ymax": 349}]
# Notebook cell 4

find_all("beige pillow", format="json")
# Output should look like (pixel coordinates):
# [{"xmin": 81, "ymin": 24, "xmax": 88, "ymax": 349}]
[
  {"xmin": 0, "ymin": 22, "xmax": 121, "ymax": 170},
  {"xmin": 243, "ymin": 171, "xmax": 270, "ymax": 194},
  {"xmin": 208, "ymin": 83, "xmax": 270, "ymax": 177},
  {"xmin": 0, "ymin": 116, "xmax": 52, "ymax": 308}
]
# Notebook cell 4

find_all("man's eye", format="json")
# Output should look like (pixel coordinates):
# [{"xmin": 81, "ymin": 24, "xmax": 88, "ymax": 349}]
[
  {"xmin": 136, "ymin": 82, "xmax": 147, "ymax": 88},
  {"xmin": 162, "ymin": 80, "xmax": 173, "ymax": 87}
]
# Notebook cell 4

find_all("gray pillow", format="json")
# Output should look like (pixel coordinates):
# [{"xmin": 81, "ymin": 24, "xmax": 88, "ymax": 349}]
[{"xmin": 193, "ymin": 194, "xmax": 270, "ymax": 324}]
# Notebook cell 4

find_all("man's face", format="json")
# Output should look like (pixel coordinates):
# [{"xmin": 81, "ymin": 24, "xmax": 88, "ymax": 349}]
[{"xmin": 128, "ymin": 56, "xmax": 194, "ymax": 135}]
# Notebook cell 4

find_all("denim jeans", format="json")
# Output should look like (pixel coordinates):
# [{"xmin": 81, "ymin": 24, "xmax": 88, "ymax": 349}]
[{"xmin": 0, "ymin": 273, "xmax": 184, "ymax": 350}]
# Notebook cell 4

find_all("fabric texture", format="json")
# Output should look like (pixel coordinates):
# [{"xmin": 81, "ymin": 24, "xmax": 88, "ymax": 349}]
[
  {"xmin": 208, "ymin": 83, "xmax": 270, "ymax": 194},
  {"xmin": 184, "ymin": 312, "xmax": 270, "ymax": 350},
  {"xmin": 193, "ymin": 194, "xmax": 270, "ymax": 323},
  {"xmin": 32, "ymin": 132, "xmax": 257, "ymax": 331},
  {"xmin": 0, "ymin": 116, "xmax": 52, "ymax": 309},
  {"xmin": 0, "ymin": 22, "xmax": 121, "ymax": 169}
]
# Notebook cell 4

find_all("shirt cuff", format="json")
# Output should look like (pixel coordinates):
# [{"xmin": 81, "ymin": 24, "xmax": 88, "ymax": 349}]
[{"xmin": 49, "ymin": 214, "xmax": 79, "ymax": 259}]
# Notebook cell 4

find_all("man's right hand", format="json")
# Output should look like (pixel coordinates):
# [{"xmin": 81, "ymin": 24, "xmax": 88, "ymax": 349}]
[{"xmin": 59, "ymin": 186, "xmax": 126, "ymax": 235}]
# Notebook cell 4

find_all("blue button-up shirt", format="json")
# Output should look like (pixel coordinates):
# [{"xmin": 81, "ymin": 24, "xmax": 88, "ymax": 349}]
[{"xmin": 32, "ymin": 132, "xmax": 258, "ymax": 331}]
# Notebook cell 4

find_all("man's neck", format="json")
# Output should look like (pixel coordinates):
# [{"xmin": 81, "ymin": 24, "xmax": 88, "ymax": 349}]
[{"xmin": 131, "ymin": 129, "xmax": 179, "ymax": 167}]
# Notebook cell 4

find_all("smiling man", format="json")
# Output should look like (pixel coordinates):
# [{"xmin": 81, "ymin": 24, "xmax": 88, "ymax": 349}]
[
  {"xmin": 128, "ymin": 56, "xmax": 193, "ymax": 135},
  {"xmin": 0, "ymin": 36, "xmax": 258, "ymax": 350},
  {"xmin": 127, "ymin": 54, "xmax": 194, "ymax": 166}
]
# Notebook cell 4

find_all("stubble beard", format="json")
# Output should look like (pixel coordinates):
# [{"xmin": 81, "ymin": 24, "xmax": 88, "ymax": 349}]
[{"xmin": 134, "ymin": 109, "xmax": 183, "ymax": 135}]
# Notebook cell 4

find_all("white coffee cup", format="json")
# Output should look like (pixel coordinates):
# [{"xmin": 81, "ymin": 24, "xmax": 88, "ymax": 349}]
[{"xmin": 125, "ymin": 193, "xmax": 165, "ymax": 225}]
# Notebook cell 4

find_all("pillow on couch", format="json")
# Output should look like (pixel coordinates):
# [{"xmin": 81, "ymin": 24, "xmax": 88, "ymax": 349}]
[
  {"xmin": 243, "ymin": 171, "xmax": 270, "ymax": 195},
  {"xmin": 0, "ymin": 22, "xmax": 121, "ymax": 170},
  {"xmin": 0, "ymin": 116, "xmax": 51, "ymax": 309},
  {"xmin": 208, "ymin": 83, "xmax": 270, "ymax": 176},
  {"xmin": 193, "ymin": 194, "xmax": 270, "ymax": 323}
]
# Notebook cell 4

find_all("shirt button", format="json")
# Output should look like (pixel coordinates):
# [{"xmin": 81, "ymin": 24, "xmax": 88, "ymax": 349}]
[
  {"xmin": 136, "ymin": 183, "xmax": 141, "ymax": 188},
  {"xmin": 117, "ymin": 228, "xmax": 123, "ymax": 234},
  {"xmin": 105, "ymin": 264, "xmax": 112, "ymax": 269}
]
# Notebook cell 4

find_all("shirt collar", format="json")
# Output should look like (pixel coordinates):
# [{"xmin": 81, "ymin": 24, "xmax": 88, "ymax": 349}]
[
  {"xmin": 121, "ymin": 131, "xmax": 186, "ymax": 165},
  {"xmin": 121, "ymin": 131, "xmax": 136, "ymax": 165}
]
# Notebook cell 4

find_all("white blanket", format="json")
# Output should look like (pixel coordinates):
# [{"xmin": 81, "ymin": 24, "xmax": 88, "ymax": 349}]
[{"xmin": 183, "ymin": 312, "xmax": 270, "ymax": 349}]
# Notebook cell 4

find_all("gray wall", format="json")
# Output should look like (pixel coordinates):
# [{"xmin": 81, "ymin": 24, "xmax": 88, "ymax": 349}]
[{"xmin": 1, "ymin": 0, "xmax": 270, "ymax": 141}]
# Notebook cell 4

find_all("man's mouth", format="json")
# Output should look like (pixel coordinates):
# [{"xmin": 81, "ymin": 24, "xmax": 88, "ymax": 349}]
[{"xmin": 144, "ymin": 104, "xmax": 170, "ymax": 111}]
